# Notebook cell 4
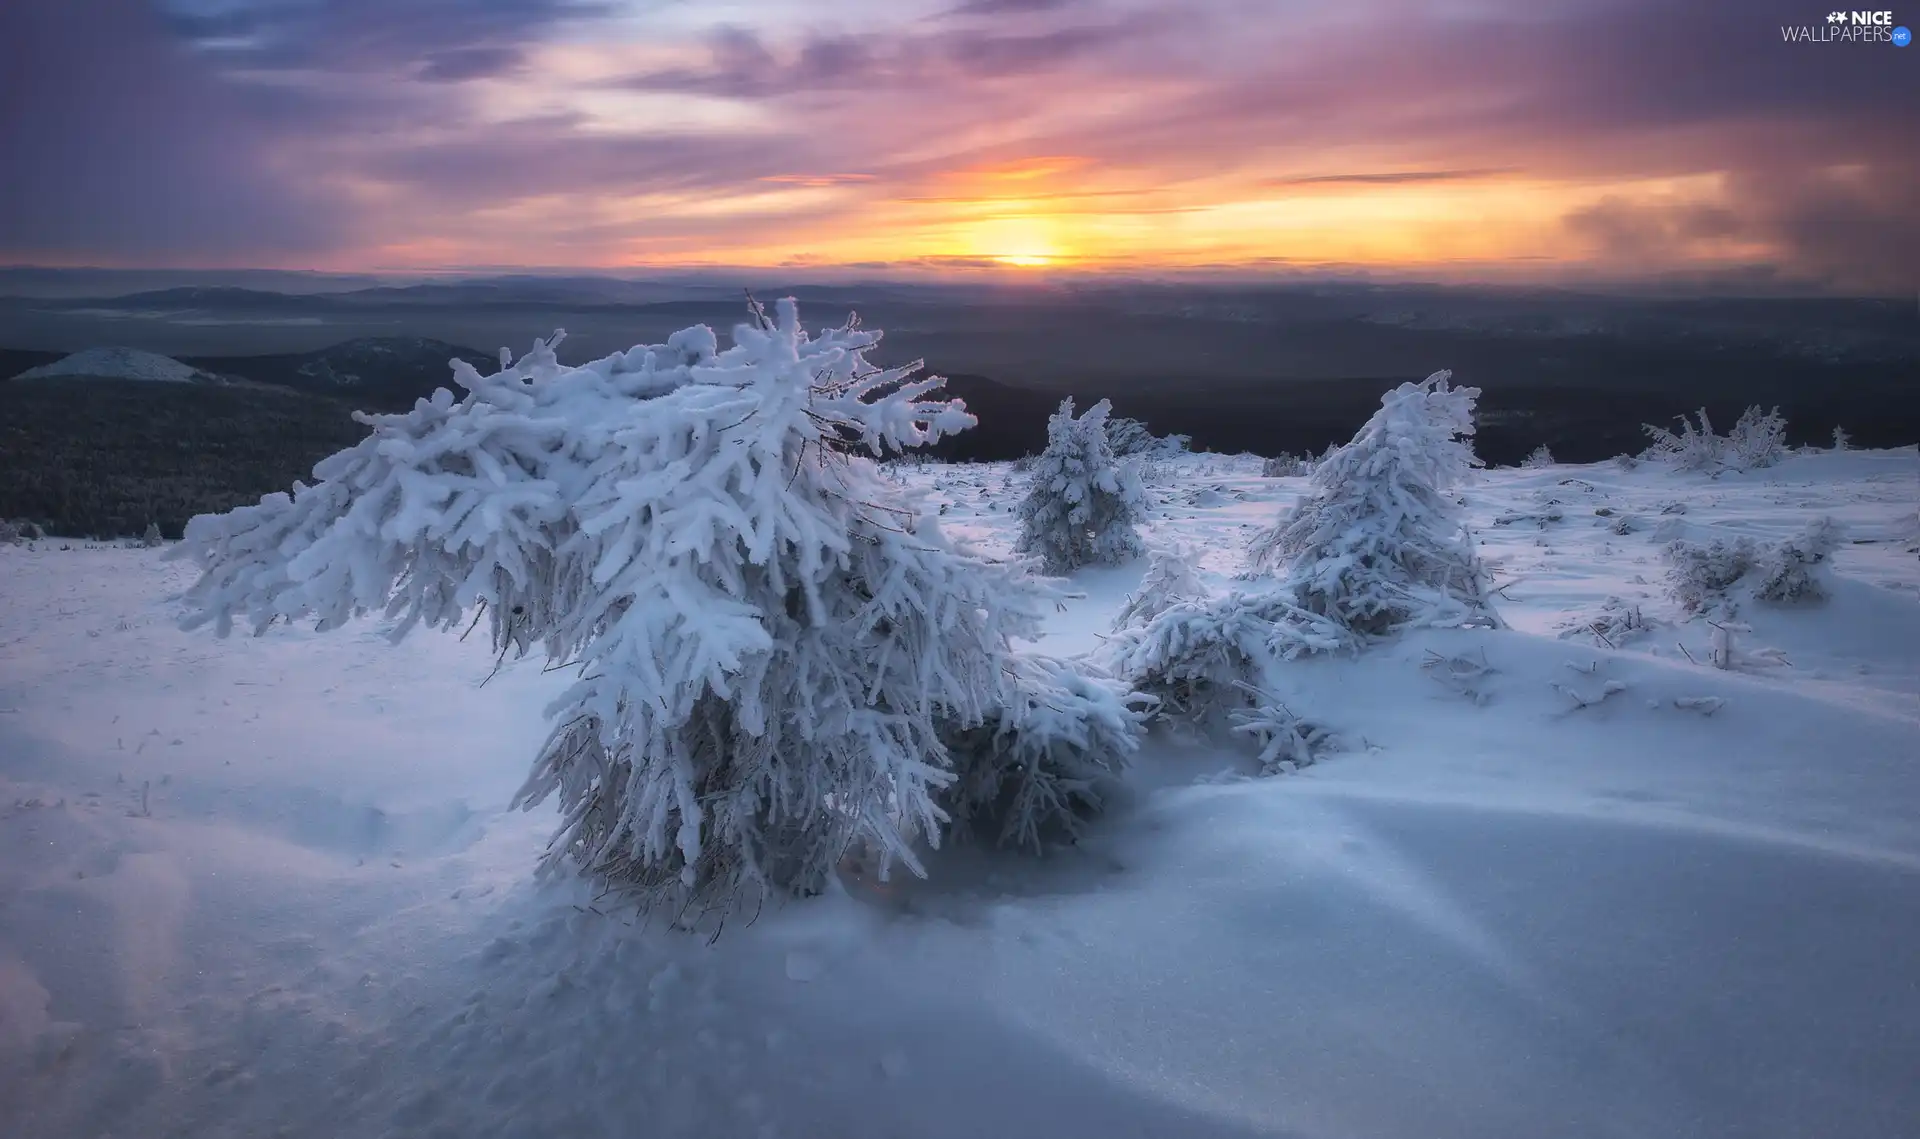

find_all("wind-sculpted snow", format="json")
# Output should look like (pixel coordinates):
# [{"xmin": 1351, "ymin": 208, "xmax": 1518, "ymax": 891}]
[{"xmin": 5, "ymin": 407, "xmax": 1918, "ymax": 1139}]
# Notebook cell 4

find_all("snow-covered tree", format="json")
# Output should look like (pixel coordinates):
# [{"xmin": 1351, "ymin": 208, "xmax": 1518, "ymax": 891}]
[
  {"xmin": 1112, "ymin": 544, "xmax": 1208, "ymax": 631},
  {"xmin": 1014, "ymin": 397, "xmax": 1147, "ymax": 574},
  {"xmin": 1831, "ymin": 426, "xmax": 1852, "ymax": 452},
  {"xmin": 1105, "ymin": 416, "xmax": 1190, "ymax": 459},
  {"xmin": 141, "ymin": 521, "xmax": 164, "ymax": 547},
  {"xmin": 1245, "ymin": 371, "xmax": 1499, "ymax": 633},
  {"xmin": 170, "ymin": 300, "xmax": 1145, "ymax": 915},
  {"xmin": 1118, "ymin": 372, "xmax": 1500, "ymax": 714},
  {"xmin": 1520, "ymin": 445, "xmax": 1555, "ymax": 469}
]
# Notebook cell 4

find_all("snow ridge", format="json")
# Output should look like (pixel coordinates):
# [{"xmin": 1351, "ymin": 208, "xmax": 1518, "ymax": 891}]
[{"xmin": 14, "ymin": 347, "xmax": 210, "ymax": 384}]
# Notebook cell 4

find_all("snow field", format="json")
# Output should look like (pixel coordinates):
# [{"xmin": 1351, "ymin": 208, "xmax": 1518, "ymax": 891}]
[{"xmin": 2, "ymin": 446, "xmax": 1917, "ymax": 1139}]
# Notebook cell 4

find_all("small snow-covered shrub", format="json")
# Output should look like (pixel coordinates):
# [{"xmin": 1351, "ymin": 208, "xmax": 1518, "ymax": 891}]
[
  {"xmin": 1831, "ymin": 426, "xmax": 1851, "ymax": 452},
  {"xmin": 1613, "ymin": 453, "xmax": 1640, "ymax": 471},
  {"xmin": 171, "ymin": 300, "xmax": 1145, "ymax": 916},
  {"xmin": 1261, "ymin": 453, "xmax": 1310, "ymax": 478},
  {"xmin": 1015, "ymin": 397, "xmax": 1147, "ymax": 574},
  {"xmin": 1642, "ymin": 406, "xmax": 1788, "ymax": 473},
  {"xmin": 1641, "ymin": 409, "xmax": 1723, "ymax": 471},
  {"xmin": 1558, "ymin": 596, "xmax": 1650, "ymax": 647},
  {"xmin": 1520, "ymin": 445, "xmax": 1555, "ymax": 469},
  {"xmin": 1725, "ymin": 406, "xmax": 1787, "ymax": 470},
  {"xmin": 1665, "ymin": 535, "xmax": 1759, "ymax": 615},
  {"xmin": 1751, "ymin": 517, "xmax": 1840, "ymax": 604},
  {"xmin": 1228, "ymin": 691, "xmax": 1340, "ymax": 774},
  {"xmin": 1666, "ymin": 518, "xmax": 1841, "ymax": 615},
  {"xmin": 1112, "ymin": 544, "xmax": 1209, "ymax": 631},
  {"xmin": 141, "ymin": 522, "xmax": 164, "ymax": 547}
]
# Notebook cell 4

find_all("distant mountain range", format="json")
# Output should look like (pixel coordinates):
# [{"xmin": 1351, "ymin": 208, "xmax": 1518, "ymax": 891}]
[{"xmin": 0, "ymin": 337, "xmax": 1064, "ymax": 540}]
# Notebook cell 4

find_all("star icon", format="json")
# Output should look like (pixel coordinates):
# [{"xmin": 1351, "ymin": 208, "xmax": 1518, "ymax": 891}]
[{"xmin": 1827, "ymin": 10, "xmax": 1846, "ymax": 21}]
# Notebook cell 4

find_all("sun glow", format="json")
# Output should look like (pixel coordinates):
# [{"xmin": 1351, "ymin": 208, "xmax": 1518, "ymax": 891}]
[{"xmin": 962, "ymin": 215, "xmax": 1064, "ymax": 268}]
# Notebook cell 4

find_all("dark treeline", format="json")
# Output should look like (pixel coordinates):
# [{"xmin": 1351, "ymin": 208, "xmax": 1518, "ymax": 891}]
[
  {"xmin": 4, "ymin": 359, "xmax": 1914, "ymax": 540},
  {"xmin": 1, "ymin": 379, "xmax": 368, "ymax": 540}
]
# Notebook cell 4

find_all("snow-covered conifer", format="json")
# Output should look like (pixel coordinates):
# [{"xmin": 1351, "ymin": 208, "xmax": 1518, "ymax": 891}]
[
  {"xmin": 1014, "ymin": 397, "xmax": 1147, "ymax": 574},
  {"xmin": 170, "ymin": 300, "xmax": 1144, "ymax": 914},
  {"xmin": 1112, "ymin": 544, "xmax": 1208, "ymax": 631},
  {"xmin": 1106, "ymin": 416, "xmax": 1187, "ymax": 458},
  {"xmin": 1520, "ymin": 445, "xmax": 1555, "ymax": 469},
  {"xmin": 1831, "ymin": 426, "xmax": 1851, "ymax": 452},
  {"xmin": 1245, "ymin": 371, "xmax": 1498, "ymax": 633},
  {"xmin": 1117, "ymin": 372, "xmax": 1498, "ymax": 714},
  {"xmin": 141, "ymin": 522, "xmax": 164, "ymax": 547}
]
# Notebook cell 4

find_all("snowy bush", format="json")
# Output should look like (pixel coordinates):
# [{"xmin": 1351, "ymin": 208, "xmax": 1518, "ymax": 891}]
[
  {"xmin": 1642, "ymin": 406, "xmax": 1788, "ymax": 473},
  {"xmin": 1831, "ymin": 426, "xmax": 1851, "ymax": 452},
  {"xmin": 170, "ymin": 299, "xmax": 1145, "ymax": 915},
  {"xmin": 1751, "ymin": 517, "xmax": 1840, "ymax": 604},
  {"xmin": 141, "ymin": 521, "xmax": 164, "ymax": 547},
  {"xmin": 1641, "ymin": 409, "xmax": 1723, "ymax": 471},
  {"xmin": 1666, "ymin": 517, "xmax": 1841, "ymax": 615},
  {"xmin": 1725, "ymin": 406, "xmax": 1787, "ymax": 470},
  {"xmin": 1112, "ymin": 544, "xmax": 1209, "ymax": 631},
  {"xmin": 1014, "ymin": 397, "xmax": 1147, "ymax": 574},
  {"xmin": 1558, "ymin": 596, "xmax": 1650, "ymax": 648},
  {"xmin": 1261, "ymin": 453, "xmax": 1310, "ymax": 478},
  {"xmin": 1664, "ymin": 535, "xmax": 1759, "ymax": 615},
  {"xmin": 1520, "ymin": 445, "xmax": 1555, "ymax": 469},
  {"xmin": 1227, "ymin": 689, "xmax": 1340, "ymax": 774}
]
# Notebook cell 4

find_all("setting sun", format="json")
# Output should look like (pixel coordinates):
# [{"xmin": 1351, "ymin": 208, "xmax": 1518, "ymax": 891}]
[{"xmin": 963, "ymin": 215, "xmax": 1064, "ymax": 268}]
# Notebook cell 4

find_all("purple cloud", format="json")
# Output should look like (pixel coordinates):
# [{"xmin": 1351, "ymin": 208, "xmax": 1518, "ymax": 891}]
[{"xmin": 0, "ymin": 0, "xmax": 1909, "ymax": 292}]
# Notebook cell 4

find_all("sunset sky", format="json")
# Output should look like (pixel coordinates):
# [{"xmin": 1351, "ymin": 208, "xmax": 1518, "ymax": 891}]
[{"xmin": 1, "ymin": 0, "xmax": 1913, "ymax": 292}]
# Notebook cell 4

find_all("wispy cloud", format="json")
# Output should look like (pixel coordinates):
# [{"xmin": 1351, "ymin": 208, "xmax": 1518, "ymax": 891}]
[
  {"xmin": 0, "ymin": 0, "xmax": 1909, "ymax": 291},
  {"xmin": 1264, "ymin": 169, "xmax": 1520, "ymax": 187}
]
